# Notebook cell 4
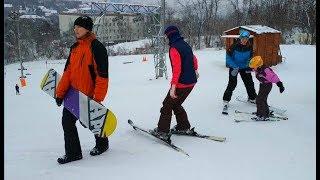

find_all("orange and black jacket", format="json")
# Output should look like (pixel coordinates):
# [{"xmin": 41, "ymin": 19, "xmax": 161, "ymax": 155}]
[{"xmin": 56, "ymin": 33, "xmax": 109, "ymax": 102}]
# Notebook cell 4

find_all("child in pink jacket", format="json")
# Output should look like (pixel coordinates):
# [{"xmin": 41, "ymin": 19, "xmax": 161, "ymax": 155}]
[{"xmin": 249, "ymin": 56, "xmax": 285, "ymax": 120}]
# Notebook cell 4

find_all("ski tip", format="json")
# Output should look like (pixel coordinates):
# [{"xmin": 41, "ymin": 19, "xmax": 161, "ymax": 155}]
[
  {"xmin": 209, "ymin": 137, "xmax": 226, "ymax": 142},
  {"xmin": 178, "ymin": 150, "xmax": 190, "ymax": 157},
  {"xmin": 128, "ymin": 119, "xmax": 133, "ymax": 124}
]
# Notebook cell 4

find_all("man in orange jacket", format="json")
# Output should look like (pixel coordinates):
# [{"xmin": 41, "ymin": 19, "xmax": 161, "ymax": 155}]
[{"xmin": 55, "ymin": 16, "xmax": 109, "ymax": 164}]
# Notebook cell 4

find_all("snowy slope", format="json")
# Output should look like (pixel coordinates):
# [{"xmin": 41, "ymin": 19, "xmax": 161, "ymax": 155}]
[
  {"xmin": 109, "ymin": 38, "xmax": 150, "ymax": 53},
  {"xmin": 4, "ymin": 45, "xmax": 316, "ymax": 180}
]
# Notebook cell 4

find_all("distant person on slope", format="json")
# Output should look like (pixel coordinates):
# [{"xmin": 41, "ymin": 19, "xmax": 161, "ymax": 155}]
[
  {"xmin": 15, "ymin": 84, "xmax": 20, "ymax": 95},
  {"xmin": 222, "ymin": 30, "xmax": 257, "ymax": 114},
  {"xmin": 55, "ymin": 16, "xmax": 109, "ymax": 164},
  {"xmin": 150, "ymin": 25, "xmax": 199, "ymax": 140},
  {"xmin": 249, "ymin": 56, "xmax": 285, "ymax": 121}
]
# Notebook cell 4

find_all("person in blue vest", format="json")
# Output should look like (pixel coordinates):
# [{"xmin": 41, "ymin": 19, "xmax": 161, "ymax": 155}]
[
  {"xmin": 222, "ymin": 30, "xmax": 257, "ymax": 111},
  {"xmin": 150, "ymin": 25, "xmax": 199, "ymax": 140}
]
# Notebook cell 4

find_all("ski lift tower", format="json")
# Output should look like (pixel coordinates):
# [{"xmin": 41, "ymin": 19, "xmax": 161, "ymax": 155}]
[
  {"xmin": 88, "ymin": 1, "xmax": 167, "ymax": 79},
  {"xmin": 153, "ymin": 0, "xmax": 167, "ymax": 79}
]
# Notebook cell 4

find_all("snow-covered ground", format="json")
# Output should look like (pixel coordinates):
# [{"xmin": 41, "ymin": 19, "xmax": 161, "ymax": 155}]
[
  {"xmin": 4, "ymin": 45, "xmax": 316, "ymax": 180},
  {"xmin": 109, "ymin": 38, "xmax": 150, "ymax": 52}
]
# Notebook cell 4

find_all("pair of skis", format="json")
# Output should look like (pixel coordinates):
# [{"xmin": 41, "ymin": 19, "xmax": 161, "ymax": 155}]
[
  {"xmin": 234, "ymin": 110, "xmax": 288, "ymax": 123},
  {"xmin": 233, "ymin": 96, "xmax": 288, "ymax": 122},
  {"xmin": 223, "ymin": 96, "xmax": 286, "ymax": 116},
  {"xmin": 222, "ymin": 96, "xmax": 287, "ymax": 119},
  {"xmin": 235, "ymin": 96, "xmax": 287, "ymax": 115},
  {"xmin": 128, "ymin": 120, "xmax": 226, "ymax": 157}
]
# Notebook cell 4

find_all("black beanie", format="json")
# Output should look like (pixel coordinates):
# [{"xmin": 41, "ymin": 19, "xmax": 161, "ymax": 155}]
[{"xmin": 74, "ymin": 16, "xmax": 93, "ymax": 31}]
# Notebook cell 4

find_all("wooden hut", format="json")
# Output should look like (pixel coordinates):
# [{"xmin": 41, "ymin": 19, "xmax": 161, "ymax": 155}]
[{"xmin": 221, "ymin": 25, "xmax": 282, "ymax": 67}]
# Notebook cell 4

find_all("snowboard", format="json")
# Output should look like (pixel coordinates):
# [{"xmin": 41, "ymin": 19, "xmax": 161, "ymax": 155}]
[{"xmin": 40, "ymin": 68, "xmax": 117, "ymax": 138}]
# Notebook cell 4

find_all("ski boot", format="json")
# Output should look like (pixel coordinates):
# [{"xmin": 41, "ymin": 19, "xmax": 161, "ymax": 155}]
[
  {"xmin": 251, "ymin": 116, "xmax": 269, "ymax": 121},
  {"xmin": 247, "ymin": 98, "xmax": 256, "ymax": 104},
  {"xmin": 222, "ymin": 101, "xmax": 229, "ymax": 115},
  {"xmin": 149, "ymin": 128, "xmax": 172, "ymax": 142},
  {"xmin": 170, "ymin": 125, "xmax": 193, "ymax": 135}
]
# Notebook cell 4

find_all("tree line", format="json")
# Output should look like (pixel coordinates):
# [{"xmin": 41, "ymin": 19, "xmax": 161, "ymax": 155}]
[
  {"xmin": 4, "ymin": 0, "xmax": 316, "ymax": 64},
  {"xmin": 166, "ymin": 0, "xmax": 316, "ymax": 49}
]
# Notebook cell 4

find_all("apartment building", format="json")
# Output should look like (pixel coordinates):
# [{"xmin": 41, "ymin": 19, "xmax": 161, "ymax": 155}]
[{"xmin": 59, "ymin": 12, "xmax": 146, "ymax": 45}]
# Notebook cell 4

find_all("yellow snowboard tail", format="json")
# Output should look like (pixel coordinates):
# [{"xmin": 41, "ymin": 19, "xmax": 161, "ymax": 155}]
[{"xmin": 100, "ymin": 110, "xmax": 117, "ymax": 137}]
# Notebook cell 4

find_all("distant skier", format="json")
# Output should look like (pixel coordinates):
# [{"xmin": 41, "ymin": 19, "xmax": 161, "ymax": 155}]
[
  {"xmin": 15, "ymin": 84, "xmax": 20, "ymax": 95},
  {"xmin": 150, "ymin": 25, "xmax": 199, "ymax": 140},
  {"xmin": 222, "ymin": 30, "xmax": 257, "ymax": 114},
  {"xmin": 249, "ymin": 56, "xmax": 285, "ymax": 121},
  {"xmin": 55, "ymin": 16, "xmax": 109, "ymax": 164}
]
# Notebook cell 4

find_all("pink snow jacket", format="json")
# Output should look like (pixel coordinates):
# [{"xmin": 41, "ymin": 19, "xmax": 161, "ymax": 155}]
[{"xmin": 254, "ymin": 67, "xmax": 280, "ymax": 84}]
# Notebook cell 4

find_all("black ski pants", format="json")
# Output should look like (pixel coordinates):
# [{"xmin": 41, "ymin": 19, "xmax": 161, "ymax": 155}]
[
  {"xmin": 256, "ymin": 83, "xmax": 272, "ymax": 118},
  {"xmin": 62, "ymin": 108, "xmax": 109, "ymax": 157},
  {"xmin": 223, "ymin": 68, "xmax": 257, "ymax": 102}
]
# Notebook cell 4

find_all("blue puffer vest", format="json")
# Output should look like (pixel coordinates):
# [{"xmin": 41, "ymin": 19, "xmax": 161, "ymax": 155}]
[{"xmin": 168, "ymin": 33, "xmax": 197, "ymax": 85}]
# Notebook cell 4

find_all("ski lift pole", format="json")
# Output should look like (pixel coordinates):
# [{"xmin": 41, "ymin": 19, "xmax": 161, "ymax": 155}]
[
  {"xmin": 158, "ymin": 0, "xmax": 166, "ymax": 78},
  {"xmin": 11, "ymin": 11, "xmax": 26, "ymax": 79},
  {"xmin": 12, "ymin": 11, "xmax": 27, "ymax": 86}
]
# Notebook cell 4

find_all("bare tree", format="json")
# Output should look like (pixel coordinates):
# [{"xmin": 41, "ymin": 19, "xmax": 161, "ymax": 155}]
[
  {"xmin": 165, "ymin": 2, "xmax": 176, "ymax": 24},
  {"xmin": 177, "ymin": 0, "xmax": 221, "ymax": 48},
  {"xmin": 202, "ymin": 0, "xmax": 221, "ymax": 47},
  {"xmin": 295, "ymin": 0, "xmax": 316, "ymax": 44},
  {"xmin": 176, "ymin": 0, "xmax": 197, "ymax": 48},
  {"xmin": 228, "ymin": 0, "xmax": 244, "ymax": 26}
]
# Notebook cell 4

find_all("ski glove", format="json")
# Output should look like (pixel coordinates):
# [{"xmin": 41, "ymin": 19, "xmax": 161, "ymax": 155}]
[
  {"xmin": 276, "ymin": 81, "xmax": 285, "ymax": 93},
  {"xmin": 55, "ymin": 97, "xmax": 63, "ymax": 107},
  {"xmin": 231, "ymin": 68, "xmax": 239, "ymax": 76}
]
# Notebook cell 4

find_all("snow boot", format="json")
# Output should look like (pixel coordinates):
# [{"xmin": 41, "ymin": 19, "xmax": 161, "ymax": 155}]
[
  {"xmin": 90, "ymin": 146, "xmax": 109, "ymax": 156},
  {"xmin": 57, "ymin": 154, "xmax": 82, "ymax": 164}
]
